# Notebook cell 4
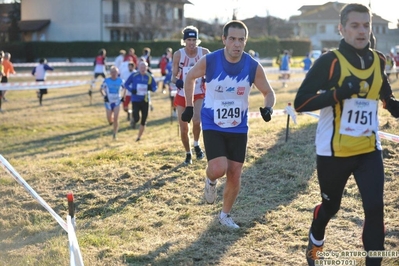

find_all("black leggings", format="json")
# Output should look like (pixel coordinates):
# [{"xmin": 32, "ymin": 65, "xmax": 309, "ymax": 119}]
[
  {"xmin": 312, "ymin": 150, "xmax": 384, "ymax": 265},
  {"xmin": 132, "ymin": 101, "xmax": 149, "ymax": 126}
]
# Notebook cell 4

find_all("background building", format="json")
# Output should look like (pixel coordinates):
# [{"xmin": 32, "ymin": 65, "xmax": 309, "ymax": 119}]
[
  {"xmin": 19, "ymin": 0, "xmax": 190, "ymax": 42},
  {"xmin": 290, "ymin": 2, "xmax": 398, "ymax": 53}
]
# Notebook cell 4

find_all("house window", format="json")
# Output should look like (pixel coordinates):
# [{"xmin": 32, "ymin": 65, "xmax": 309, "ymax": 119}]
[
  {"xmin": 123, "ymin": 30, "xmax": 133, "ymax": 41},
  {"xmin": 375, "ymin": 26, "xmax": 379, "ymax": 34},
  {"xmin": 145, "ymin": 3, "xmax": 151, "ymax": 18},
  {"xmin": 178, "ymin": 8, "xmax": 183, "ymax": 20},
  {"xmin": 382, "ymin": 26, "xmax": 386, "ymax": 34},
  {"xmin": 173, "ymin": 8, "xmax": 178, "ymax": 20},
  {"xmin": 130, "ymin": 2, "xmax": 135, "ymax": 23},
  {"xmin": 111, "ymin": 29, "xmax": 120, "ymax": 41},
  {"xmin": 112, "ymin": 0, "xmax": 119, "ymax": 23},
  {"xmin": 174, "ymin": 7, "xmax": 183, "ymax": 20},
  {"xmin": 157, "ymin": 4, "xmax": 166, "ymax": 19},
  {"xmin": 319, "ymin": 25, "xmax": 326, "ymax": 34}
]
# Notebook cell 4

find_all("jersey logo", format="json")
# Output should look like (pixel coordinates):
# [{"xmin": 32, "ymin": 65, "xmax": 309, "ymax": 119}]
[
  {"xmin": 215, "ymin": 86, "xmax": 223, "ymax": 92},
  {"xmin": 237, "ymin": 87, "xmax": 245, "ymax": 95}
]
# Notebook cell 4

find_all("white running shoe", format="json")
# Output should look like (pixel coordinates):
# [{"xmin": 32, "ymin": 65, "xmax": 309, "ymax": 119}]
[
  {"xmin": 219, "ymin": 214, "xmax": 239, "ymax": 229},
  {"xmin": 204, "ymin": 179, "xmax": 217, "ymax": 204}
]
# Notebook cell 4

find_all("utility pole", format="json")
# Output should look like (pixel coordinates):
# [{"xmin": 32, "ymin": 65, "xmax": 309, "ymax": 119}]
[{"xmin": 369, "ymin": 0, "xmax": 376, "ymax": 48}]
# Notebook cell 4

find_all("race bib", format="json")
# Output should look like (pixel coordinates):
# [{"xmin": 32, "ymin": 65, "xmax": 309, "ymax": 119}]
[
  {"xmin": 340, "ymin": 98, "xmax": 377, "ymax": 137},
  {"xmin": 137, "ymin": 83, "xmax": 147, "ymax": 96},
  {"xmin": 108, "ymin": 94, "xmax": 119, "ymax": 103},
  {"xmin": 213, "ymin": 100, "xmax": 242, "ymax": 128}
]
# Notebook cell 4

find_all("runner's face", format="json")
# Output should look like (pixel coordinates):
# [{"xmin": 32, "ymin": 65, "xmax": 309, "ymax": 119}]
[
  {"xmin": 139, "ymin": 62, "xmax": 147, "ymax": 74},
  {"xmin": 110, "ymin": 68, "xmax": 118, "ymax": 79},
  {"xmin": 340, "ymin": 11, "xmax": 371, "ymax": 50},
  {"xmin": 223, "ymin": 27, "xmax": 246, "ymax": 62},
  {"xmin": 184, "ymin": 38, "xmax": 197, "ymax": 51}
]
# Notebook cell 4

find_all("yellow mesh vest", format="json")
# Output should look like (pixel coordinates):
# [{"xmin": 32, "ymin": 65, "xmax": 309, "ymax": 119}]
[{"xmin": 330, "ymin": 50, "xmax": 382, "ymax": 156}]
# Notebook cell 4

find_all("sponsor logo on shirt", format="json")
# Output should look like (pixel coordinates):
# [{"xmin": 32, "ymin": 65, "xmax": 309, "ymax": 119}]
[
  {"xmin": 226, "ymin": 87, "xmax": 235, "ymax": 92},
  {"xmin": 237, "ymin": 87, "xmax": 245, "ymax": 95}
]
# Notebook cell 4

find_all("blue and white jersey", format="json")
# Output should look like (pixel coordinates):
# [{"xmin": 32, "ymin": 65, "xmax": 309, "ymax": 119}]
[
  {"xmin": 101, "ymin": 77, "xmax": 125, "ymax": 103},
  {"xmin": 32, "ymin": 64, "xmax": 53, "ymax": 81},
  {"xmin": 202, "ymin": 49, "xmax": 258, "ymax": 133},
  {"xmin": 124, "ymin": 72, "xmax": 157, "ymax": 102}
]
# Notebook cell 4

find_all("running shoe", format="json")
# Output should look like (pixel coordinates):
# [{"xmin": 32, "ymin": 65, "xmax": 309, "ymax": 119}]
[
  {"xmin": 218, "ymin": 213, "xmax": 239, "ymax": 229},
  {"xmin": 305, "ymin": 228, "xmax": 324, "ymax": 266},
  {"xmin": 204, "ymin": 179, "xmax": 217, "ymax": 204},
  {"xmin": 130, "ymin": 120, "xmax": 136, "ymax": 129},
  {"xmin": 194, "ymin": 145, "xmax": 204, "ymax": 160},
  {"xmin": 184, "ymin": 153, "xmax": 192, "ymax": 164}
]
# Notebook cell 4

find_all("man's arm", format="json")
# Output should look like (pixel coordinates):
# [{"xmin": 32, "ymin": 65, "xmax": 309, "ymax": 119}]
[
  {"xmin": 253, "ymin": 64, "xmax": 276, "ymax": 108},
  {"xmin": 184, "ymin": 56, "xmax": 207, "ymax": 107},
  {"xmin": 171, "ymin": 51, "xmax": 181, "ymax": 84}
]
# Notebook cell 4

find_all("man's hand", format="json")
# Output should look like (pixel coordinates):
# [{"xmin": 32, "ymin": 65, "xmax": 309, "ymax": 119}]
[
  {"xmin": 181, "ymin": 106, "xmax": 194, "ymax": 122},
  {"xmin": 175, "ymin": 79, "xmax": 184, "ymax": 89},
  {"xmin": 259, "ymin": 107, "xmax": 273, "ymax": 122},
  {"xmin": 335, "ymin": 76, "xmax": 361, "ymax": 100},
  {"xmin": 104, "ymin": 95, "xmax": 109, "ymax": 102}
]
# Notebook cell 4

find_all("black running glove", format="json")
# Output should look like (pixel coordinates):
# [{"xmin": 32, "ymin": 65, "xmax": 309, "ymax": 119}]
[
  {"xmin": 175, "ymin": 79, "xmax": 184, "ymax": 89},
  {"xmin": 259, "ymin": 107, "xmax": 273, "ymax": 122},
  {"xmin": 104, "ymin": 95, "xmax": 109, "ymax": 102},
  {"xmin": 335, "ymin": 76, "xmax": 361, "ymax": 100},
  {"xmin": 181, "ymin": 106, "xmax": 194, "ymax": 122}
]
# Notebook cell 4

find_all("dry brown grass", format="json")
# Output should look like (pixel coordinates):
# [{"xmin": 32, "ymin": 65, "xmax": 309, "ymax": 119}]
[{"xmin": 0, "ymin": 68, "xmax": 399, "ymax": 266}]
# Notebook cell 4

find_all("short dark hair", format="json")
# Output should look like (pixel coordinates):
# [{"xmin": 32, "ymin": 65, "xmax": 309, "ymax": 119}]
[
  {"xmin": 222, "ymin": 20, "xmax": 248, "ymax": 40},
  {"xmin": 340, "ymin": 4, "xmax": 371, "ymax": 26}
]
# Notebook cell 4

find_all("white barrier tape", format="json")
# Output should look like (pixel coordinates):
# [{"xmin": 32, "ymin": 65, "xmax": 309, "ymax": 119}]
[
  {"xmin": 300, "ymin": 112, "xmax": 399, "ymax": 143},
  {"xmin": 285, "ymin": 105, "xmax": 297, "ymax": 124},
  {"xmin": 267, "ymin": 78, "xmax": 305, "ymax": 83},
  {"xmin": 379, "ymin": 131, "xmax": 399, "ymax": 143},
  {"xmin": 13, "ymin": 71, "xmax": 93, "ymax": 77},
  {"xmin": 0, "ymin": 80, "xmax": 91, "ymax": 91},
  {"xmin": 14, "ymin": 62, "xmax": 102, "ymax": 67},
  {"xmin": 248, "ymin": 108, "xmax": 286, "ymax": 118},
  {"xmin": 13, "ymin": 61, "xmax": 161, "ymax": 68},
  {"xmin": 13, "ymin": 71, "xmax": 165, "ymax": 78},
  {"xmin": 301, "ymin": 111, "xmax": 321, "ymax": 119},
  {"xmin": 248, "ymin": 106, "xmax": 297, "ymax": 124},
  {"xmin": 67, "ymin": 215, "xmax": 85, "ymax": 266},
  {"xmin": 1, "ymin": 77, "xmax": 164, "ymax": 91},
  {"xmin": 0, "ymin": 154, "xmax": 68, "ymax": 232}
]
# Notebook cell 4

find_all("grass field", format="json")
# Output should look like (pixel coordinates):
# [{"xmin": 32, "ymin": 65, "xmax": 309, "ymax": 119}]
[{"xmin": 0, "ymin": 68, "xmax": 399, "ymax": 266}]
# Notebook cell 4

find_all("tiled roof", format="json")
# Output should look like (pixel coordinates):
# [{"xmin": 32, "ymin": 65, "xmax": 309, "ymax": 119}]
[{"xmin": 291, "ymin": 2, "xmax": 390, "ymax": 23}]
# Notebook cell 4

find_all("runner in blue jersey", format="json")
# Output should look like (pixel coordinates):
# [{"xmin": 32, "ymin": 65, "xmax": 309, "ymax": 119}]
[
  {"xmin": 124, "ymin": 61, "xmax": 157, "ymax": 141},
  {"xmin": 181, "ymin": 20, "xmax": 276, "ymax": 228},
  {"xmin": 100, "ymin": 66, "xmax": 126, "ymax": 140}
]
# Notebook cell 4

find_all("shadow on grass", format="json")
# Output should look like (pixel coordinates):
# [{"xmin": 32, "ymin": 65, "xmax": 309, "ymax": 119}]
[
  {"xmin": 99, "ymin": 121, "xmax": 317, "ymax": 265},
  {"xmin": 77, "ymin": 161, "xmax": 190, "ymax": 221},
  {"xmin": 2, "ymin": 124, "xmax": 110, "ymax": 159}
]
